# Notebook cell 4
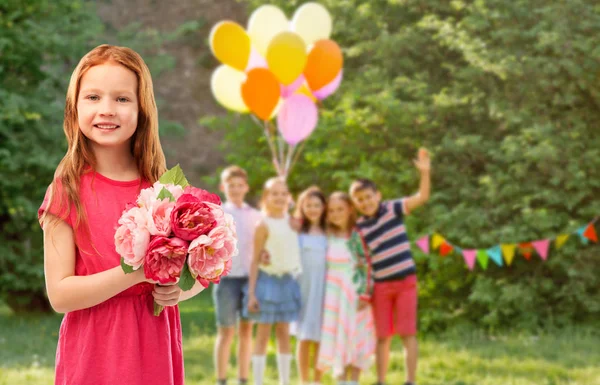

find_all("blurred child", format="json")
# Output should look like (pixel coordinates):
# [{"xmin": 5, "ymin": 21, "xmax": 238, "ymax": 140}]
[
  {"xmin": 317, "ymin": 192, "xmax": 375, "ymax": 385},
  {"xmin": 244, "ymin": 177, "xmax": 302, "ymax": 385},
  {"xmin": 349, "ymin": 148, "xmax": 431, "ymax": 385},
  {"xmin": 291, "ymin": 187, "xmax": 328, "ymax": 385},
  {"xmin": 213, "ymin": 166, "xmax": 262, "ymax": 385}
]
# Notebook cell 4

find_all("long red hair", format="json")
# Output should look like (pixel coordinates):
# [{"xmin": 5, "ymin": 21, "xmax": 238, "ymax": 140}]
[{"xmin": 41, "ymin": 44, "xmax": 166, "ymax": 229}]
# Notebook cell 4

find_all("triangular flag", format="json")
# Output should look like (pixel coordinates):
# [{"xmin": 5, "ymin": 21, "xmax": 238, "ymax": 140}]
[
  {"xmin": 576, "ymin": 227, "xmax": 589, "ymax": 245},
  {"xmin": 519, "ymin": 242, "xmax": 533, "ymax": 260},
  {"xmin": 439, "ymin": 241, "xmax": 454, "ymax": 257},
  {"xmin": 532, "ymin": 239, "xmax": 550, "ymax": 261},
  {"xmin": 431, "ymin": 233, "xmax": 445, "ymax": 250},
  {"xmin": 555, "ymin": 234, "xmax": 570, "ymax": 249},
  {"xmin": 416, "ymin": 236, "xmax": 430, "ymax": 254},
  {"xmin": 501, "ymin": 244, "xmax": 516, "ymax": 266},
  {"xmin": 486, "ymin": 246, "xmax": 504, "ymax": 267},
  {"xmin": 583, "ymin": 224, "xmax": 598, "ymax": 243},
  {"xmin": 476, "ymin": 250, "xmax": 489, "ymax": 270},
  {"xmin": 462, "ymin": 249, "xmax": 477, "ymax": 271}
]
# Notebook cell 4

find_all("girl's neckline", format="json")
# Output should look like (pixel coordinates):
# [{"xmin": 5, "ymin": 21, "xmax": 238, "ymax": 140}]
[{"xmin": 90, "ymin": 171, "xmax": 142, "ymax": 187}]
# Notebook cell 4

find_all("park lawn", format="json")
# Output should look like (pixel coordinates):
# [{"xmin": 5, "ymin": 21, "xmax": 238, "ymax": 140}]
[{"xmin": 1, "ymin": 290, "xmax": 599, "ymax": 385}]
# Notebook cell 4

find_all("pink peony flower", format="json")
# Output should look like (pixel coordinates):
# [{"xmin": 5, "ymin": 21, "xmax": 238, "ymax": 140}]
[
  {"xmin": 188, "ymin": 225, "xmax": 238, "ymax": 287},
  {"xmin": 114, "ymin": 206, "xmax": 151, "ymax": 270},
  {"xmin": 144, "ymin": 236, "xmax": 189, "ymax": 284},
  {"xmin": 183, "ymin": 186, "xmax": 221, "ymax": 205},
  {"xmin": 146, "ymin": 198, "xmax": 175, "ymax": 236},
  {"xmin": 170, "ymin": 194, "xmax": 217, "ymax": 241}
]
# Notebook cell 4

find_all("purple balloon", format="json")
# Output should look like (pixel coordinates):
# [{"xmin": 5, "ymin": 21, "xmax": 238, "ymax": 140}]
[
  {"xmin": 280, "ymin": 74, "xmax": 304, "ymax": 98},
  {"xmin": 277, "ymin": 94, "xmax": 318, "ymax": 145},
  {"xmin": 312, "ymin": 70, "xmax": 343, "ymax": 100},
  {"xmin": 245, "ymin": 48, "xmax": 268, "ymax": 71}
]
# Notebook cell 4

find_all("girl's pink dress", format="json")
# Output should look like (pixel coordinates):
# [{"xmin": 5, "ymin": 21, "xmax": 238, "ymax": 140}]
[{"xmin": 39, "ymin": 171, "xmax": 184, "ymax": 385}]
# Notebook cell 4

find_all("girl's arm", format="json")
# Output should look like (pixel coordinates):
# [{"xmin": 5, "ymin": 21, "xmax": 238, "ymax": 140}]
[
  {"xmin": 248, "ymin": 222, "xmax": 269, "ymax": 299},
  {"xmin": 405, "ymin": 148, "xmax": 431, "ymax": 213},
  {"xmin": 43, "ymin": 215, "xmax": 146, "ymax": 313}
]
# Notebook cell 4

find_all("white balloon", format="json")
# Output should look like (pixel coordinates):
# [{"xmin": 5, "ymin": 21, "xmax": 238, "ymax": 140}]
[
  {"xmin": 210, "ymin": 65, "xmax": 249, "ymax": 113},
  {"xmin": 247, "ymin": 5, "xmax": 289, "ymax": 56},
  {"xmin": 291, "ymin": 2, "xmax": 332, "ymax": 46}
]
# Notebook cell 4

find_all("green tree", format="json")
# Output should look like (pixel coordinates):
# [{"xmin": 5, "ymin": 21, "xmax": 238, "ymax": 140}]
[{"xmin": 207, "ymin": 0, "xmax": 600, "ymax": 330}]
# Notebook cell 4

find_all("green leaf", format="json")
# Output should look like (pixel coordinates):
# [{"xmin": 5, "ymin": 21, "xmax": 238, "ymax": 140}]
[
  {"xmin": 120, "ymin": 257, "xmax": 135, "ymax": 274},
  {"xmin": 178, "ymin": 263, "xmax": 196, "ymax": 291},
  {"xmin": 159, "ymin": 164, "xmax": 190, "ymax": 188},
  {"xmin": 157, "ymin": 187, "xmax": 176, "ymax": 202}
]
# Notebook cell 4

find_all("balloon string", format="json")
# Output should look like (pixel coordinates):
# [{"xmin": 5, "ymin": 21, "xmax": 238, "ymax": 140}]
[
  {"xmin": 283, "ymin": 144, "xmax": 295, "ymax": 180},
  {"xmin": 255, "ymin": 117, "xmax": 281, "ymax": 176},
  {"xmin": 287, "ymin": 140, "xmax": 307, "ymax": 178}
]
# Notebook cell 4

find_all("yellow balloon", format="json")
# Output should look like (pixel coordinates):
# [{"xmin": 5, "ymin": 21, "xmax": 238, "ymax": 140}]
[
  {"xmin": 247, "ymin": 5, "xmax": 289, "ymax": 56},
  {"xmin": 266, "ymin": 31, "xmax": 307, "ymax": 85},
  {"xmin": 209, "ymin": 21, "xmax": 251, "ymax": 71},
  {"xmin": 291, "ymin": 2, "xmax": 332, "ymax": 46},
  {"xmin": 210, "ymin": 65, "xmax": 249, "ymax": 113}
]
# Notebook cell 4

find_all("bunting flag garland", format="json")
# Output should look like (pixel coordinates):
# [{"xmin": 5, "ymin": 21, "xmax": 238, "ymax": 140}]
[
  {"xmin": 412, "ymin": 217, "xmax": 598, "ymax": 272},
  {"xmin": 486, "ymin": 246, "xmax": 504, "ymax": 267},
  {"xmin": 476, "ymin": 250, "xmax": 489, "ymax": 270},
  {"xmin": 416, "ymin": 235, "xmax": 430, "ymax": 254},
  {"xmin": 501, "ymin": 244, "xmax": 516, "ymax": 266},
  {"xmin": 532, "ymin": 239, "xmax": 550, "ymax": 261},
  {"xmin": 463, "ymin": 249, "xmax": 477, "ymax": 270},
  {"xmin": 583, "ymin": 224, "xmax": 598, "ymax": 243},
  {"xmin": 439, "ymin": 241, "xmax": 454, "ymax": 257},
  {"xmin": 555, "ymin": 234, "xmax": 570, "ymax": 249}
]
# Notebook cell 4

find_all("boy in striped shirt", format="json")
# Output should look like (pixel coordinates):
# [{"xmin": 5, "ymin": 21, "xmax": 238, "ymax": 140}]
[{"xmin": 349, "ymin": 148, "xmax": 431, "ymax": 385}]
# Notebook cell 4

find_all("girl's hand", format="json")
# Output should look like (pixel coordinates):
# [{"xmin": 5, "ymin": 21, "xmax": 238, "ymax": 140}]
[
  {"xmin": 152, "ymin": 283, "xmax": 182, "ymax": 307},
  {"xmin": 259, "ymin": 249, "xmax": 271, "ymax": 266},
  {"xmin": 247, "ymin": 295, "xmax": 260, "ymax": 313},
  {"xmin": 414, "ymin": 147, "xmax": 431, "ymax": 174},
  {"xmin": 357, "ymin": 299, "xmax": 370, "ymax": 311}
]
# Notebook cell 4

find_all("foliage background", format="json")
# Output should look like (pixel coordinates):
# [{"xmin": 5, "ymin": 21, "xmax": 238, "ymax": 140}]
[{"xmin": 1, "ymin": 0, "xmax": 599, "ymax": 331}]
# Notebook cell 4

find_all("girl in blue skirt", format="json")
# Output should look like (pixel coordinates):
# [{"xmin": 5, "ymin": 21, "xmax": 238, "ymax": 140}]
[{"xmin": 245, "ymin": 177, "xmax": 302, "ymax": 385}]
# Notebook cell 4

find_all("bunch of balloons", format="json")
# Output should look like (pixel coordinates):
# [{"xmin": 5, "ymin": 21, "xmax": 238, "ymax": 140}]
[{"xmin": 209, "ymin": 2, "xmax": 343, "ymax": 178}]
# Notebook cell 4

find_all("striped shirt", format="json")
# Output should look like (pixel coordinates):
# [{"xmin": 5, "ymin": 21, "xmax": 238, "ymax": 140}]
[{"xmin": 354, "ymin": 198, "xmax": 416, "ymax": 284}]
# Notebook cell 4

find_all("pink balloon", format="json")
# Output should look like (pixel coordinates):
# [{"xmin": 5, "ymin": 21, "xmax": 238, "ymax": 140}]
[
  {"xmin": 280, "ymin": 74, "xmax": 304, "ymax": 98},
  {"xmin": 245, "ymin": 48, "xmax": 268, "ymax": 71},
  {"xmin": 277, "ymin": 94, "xmax": 318, "ymax": 145},
  {"xmin": 312, "ymin": 70, "xmax": 343, "ymax": 100}
]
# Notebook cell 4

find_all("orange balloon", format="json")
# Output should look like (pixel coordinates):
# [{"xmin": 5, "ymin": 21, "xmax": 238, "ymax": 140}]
[
  {"xmin": 304, "ymin": 39, "xmax": 343, "ymax": 91},
  {"xmin": 241, "ymin": 68, "xmax": 281, "ymax": 121}
]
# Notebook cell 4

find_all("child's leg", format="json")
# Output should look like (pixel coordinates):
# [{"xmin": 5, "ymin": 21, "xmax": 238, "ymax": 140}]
[
  {"xmin": 371, "ymin": 281, "xmax": 396, "ymax": 383},
  {"xmin": 237, "ymin": 320, "xmax": 253, "ymax": 382},
  {"xmin": 275, "ymin": 322, "xmax": 292, "ymax": 385},
  {"xmin": 312, "ymin": 342, "xmax": 324, "ymax": 384},
  {"xmin": 402, "ymin": 335, "xmax": 418, "ymax": 384},
  {"xmin": 252, "ymin": 323, "xmax": 271, "ymax": 385},
  {"xmin": 347, "ymin": 365, "xmax": 361, "ymax": 384},
  {"xmin": 215, "ymin": 327, "xmax": 235, "ymax": 381},
  {"xmin": 296, "ymin": 340, "xmax": 311, "ymax": 383},
  {"xmin": 213, "ymin": 279, "xmax": 239, "ymax": 382},
  {"xmin": 395, "ymin": 275, "xmax": 418, "ymax": 384},
  {"xmin": 375, "ymin": 336, "xmax": 393, "ymax": 383}
]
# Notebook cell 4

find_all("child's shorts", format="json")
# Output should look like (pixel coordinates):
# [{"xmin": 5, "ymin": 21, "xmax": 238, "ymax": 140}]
[
  {"xmin": 372, "ymin": 274, "xmax": 418, "ymax": 338},
  {"xmin": 243, "ymin": 270, "xmax": 301, "ymax": 324},
  {"xmin": 212, "ymin": 276, "xmax": 249, "ymax": 327}
]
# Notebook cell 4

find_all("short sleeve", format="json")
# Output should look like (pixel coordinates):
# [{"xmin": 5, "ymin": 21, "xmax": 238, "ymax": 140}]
[
  {"xmin": 38, "ymin": 179, "xmax": 74, "ymax": 229},
  {"xmin": 388, "ymin": 197, "xmax": 409, "ymax": 218}
]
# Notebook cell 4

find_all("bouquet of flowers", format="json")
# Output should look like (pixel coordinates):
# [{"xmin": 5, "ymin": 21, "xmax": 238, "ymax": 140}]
[{"xmin": 114, "ymin": 165, "xmax": 237, "ymax": 315}]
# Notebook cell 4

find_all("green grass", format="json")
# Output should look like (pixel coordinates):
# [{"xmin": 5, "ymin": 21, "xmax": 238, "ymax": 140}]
[{"xmin": 1, "ymin": 291, "xmax": 599, "ymax": 385}]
